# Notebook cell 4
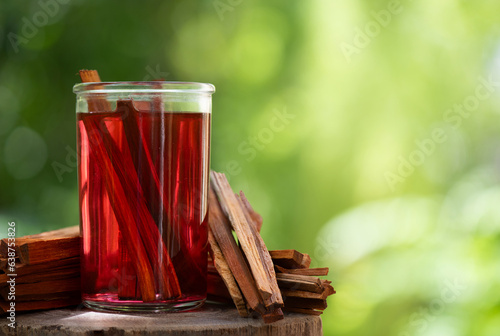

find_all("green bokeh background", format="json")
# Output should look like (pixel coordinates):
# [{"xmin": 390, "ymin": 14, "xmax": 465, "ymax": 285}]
[{"xmin": 1, "ymin": 1, "xmax": 500, "ymax": 335}]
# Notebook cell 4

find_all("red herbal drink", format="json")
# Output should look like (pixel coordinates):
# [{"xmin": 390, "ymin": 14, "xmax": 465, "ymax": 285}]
[{"xmin": 74, "ymin": 82, "xmax": 214, "ymax": 312}]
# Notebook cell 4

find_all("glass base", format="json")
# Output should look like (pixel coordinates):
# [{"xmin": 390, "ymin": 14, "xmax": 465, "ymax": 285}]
[{"xmin": 83, "ymin": 297, "xmax": 206, "ymax": 313}]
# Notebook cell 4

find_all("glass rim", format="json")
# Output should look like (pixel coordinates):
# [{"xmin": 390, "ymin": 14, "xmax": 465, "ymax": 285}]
[{"xmin": 73, "ymin": 81, "xmax": 215, "ymax": 94}]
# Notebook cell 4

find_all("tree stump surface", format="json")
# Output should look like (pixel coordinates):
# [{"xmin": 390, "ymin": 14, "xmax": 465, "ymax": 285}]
[{"xmin": 0, "ymin": 303, "xmax": 323, "ymax": 335}]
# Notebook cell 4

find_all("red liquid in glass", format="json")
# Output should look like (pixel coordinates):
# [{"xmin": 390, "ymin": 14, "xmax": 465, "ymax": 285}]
[{"xmin": 77, "ymin": 103, "xmax": 210, "ymax": 309}]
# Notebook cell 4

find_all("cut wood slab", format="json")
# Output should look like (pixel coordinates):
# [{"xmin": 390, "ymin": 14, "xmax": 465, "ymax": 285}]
[
  {"xmin": 208, "ymin": 229, "xmax": 249, "ymax": 317},
  {"xmin": 208, "ymin": 187, "xmax": 264, "ymax": 314},
  {"xmin": 275, "ymin": 265, "xmax": 329, "ymax": 276},
  {"xmin": 283, "ymin": 297, "xmax": 328, "ymax": 310},
  {"xmin": 0, "ymin": 278, "xmax": 80, "ymax": 301},
  {"xmin": 270, "ymin": 250, "xmax": 311, "ymax": 269},
  {"xmin": 283, "ymin": 307, "xmax": 323, "ymax": 316},
  {"xmin": 0, "ymin": 266, "xmax": 79, "ymax": 286},
  {"xmin": 0, "ymin": 304, "xmax": 323, "ymax": 336},
  {"xmin": 0, "ymin": 226, "xmax": 80, "ymax": 259},
  {"xmin": 8, "ymin": 257, "xmax": 80, "ymax": 278},
  {"xmin": 0, "ymin": 297, "xmax": 82, "ymax": 314},
  {"xmin": 21, "ymin": 226, "xmax": 79, "ymax": 240},
  {"xmin": 210, "ymin": 172, "xmax": 273, "ymax": 303},
  {"xmin": 4, "ymin": 290, "xmax": 81, "ymax": 303},
  {"xmin": 237, "ymin": 193, "xmax": 283, "ymax": 309},
  {"xmin": 18, "ymin": 237, "xmax": 80, "ymax": 265},
  {"xmin": 281, "ymin": 289, "xmax": 329, "ymax": 300},
  {"xmin": 237, "ymin": 191, "xmax": 263, "ymax": 232},
  {"xmin": 276, "ymin": 273, "xmax": 323, "ymax": 293},
  {"xmin": 0, "ymin": 258, "xmax": 12, "ymax": 272},
  {"xmin": 262, "ymin": 307, "xmax": 285, "ymax": 324}
]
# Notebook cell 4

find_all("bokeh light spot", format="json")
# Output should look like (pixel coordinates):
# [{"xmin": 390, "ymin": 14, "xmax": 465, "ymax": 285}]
[{"xmin": 4, "ymin": 126, "xmax": 48, "ymax": 180}]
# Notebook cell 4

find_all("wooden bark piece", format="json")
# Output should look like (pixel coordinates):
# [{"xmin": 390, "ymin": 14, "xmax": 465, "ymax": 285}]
[
  {"xmin": 0, "ymin": 258, "xmax": 10, "ymax": 272},
  {"xmin": 301, "ymin": 254, "xmax": 312, "ymax": 268},
  {"xmin": 321, "ymin": 280, "xmax": 336, "ymax": 296},
  {"xmin": 8, "ymin": 257, "xmax": 80, "ymax": 278},
  {"xmin": 283, "ymin": 297, "xmax": 328, "ymax": 310},
  {"xmin": 0, "ymin": 226, "xmax": 79, "ymax": 258},
  {"xmin": 281, "ymin": 289, "xmax": 329, "ymax": 300},
  {"xmin": 270, "ymin": 250, "xmax": 311, "ymax": 269},
  {"xmin": 18, "ymin": 237, "xmax": 80, "ymax": 265},
  {"xmin": 208, "ymin": 229, "xmax": 249, "ymax": 317},
  {"xmin": 0, "ymin": 266, "xmax": 79, "ymax": 286},
  {"xmin": 21, "ymin": 226, "xmax": 80, "ymax": 240},
  {"xmin": 207, "ymin": 187, "xmax": 264, "ymax": 314},
  {"xmin": 237, "ymin": 193, "xmax": 284, "ymax": 312},
  {"xmin": 78, "ymin": 70, "xmax": 111, "ymax": 111},
  {"xmin": 0, "ymin": 298, "xmax": 82, "ymax": 314},
  {"xmin": 262, "ymin": 307, "xmax": 284, "ymax": 324},
  {"xmin": 276, "ymin": 273, "xmax": 323, "ymax": 293},
  {"xmin": 283, "ymin": 307, "xmax": 323, "ymax": 316},
  {"xmin": 238, "ymin": 191, "xmax": 263, "ymax": 232},
  {"xmin": 0, "ymin": 278, "xmax": 80, "ymax": 301},
  {"xmin": 275, "ymin": 265, "xmax": 329, "ymax": 276},
  {"xmin": 210, "ymin": 172, "xmax": 273, "ymax": 304}
]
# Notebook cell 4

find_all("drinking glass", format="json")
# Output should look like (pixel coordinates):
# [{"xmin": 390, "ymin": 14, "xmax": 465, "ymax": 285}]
[{"xmin": 74, "ymin": 82, "xmax": 214, "ymax": 312}]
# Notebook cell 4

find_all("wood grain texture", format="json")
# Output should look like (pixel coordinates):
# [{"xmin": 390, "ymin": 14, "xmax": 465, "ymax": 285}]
[
  {"xmin": 276, "ymin": 273, "xmax": 323, "ymax": 293},
  {"xmin": 207, "ymin": 187, "xmax": 264, "ymax": 314},
  {"xmin": 275, "ymin": 265, "xmax": 329, "ymax": 276},
  {"xmin": 270, "ymin": 250, "xmax": 310, "ymax": 269},
  {"xmin": 0, "ymin": 278, "xmax": 80, "ymax": 301},
  {"xmin": 208, "ymin": 229, "xmax": 249, "ymax": 317},
  {"xmin": 0, "ymin": 304, "xmax": 323, "ymax": 336},
  {"xmin": 18, "ymin": 237, "xmax": 80, "ymax": 265},
  {"xmin": 0, "ymin": 298, "xmax": 82, "ymax": 315},
  {"xmin": 0, "ymin": 226, "xmax": 79, "ymax": 259},
  {"xmin": 0, "ymin": 265, "xmax": 79, "ymax": 286},
  {"xmin": 281, "ymin": 289, "xmax": 329, "ymax": 300},
  {"xmin": 210, "ymin": 172, "xmax": 273, "ymax": 303},
  {"xmin": 282, "ymin": 297, "xmax": 328, "ymax": 310},
  {"xmin": 8, "ymin": 257, "xmax": 80, "ymax": 278},
  {"xmin": 282, "ymin": 307, "xmax": 323, "ymax": 316},
  {"xmin": 237, "ymin": 191, "xmax": 263, "ymax": 232},
  {"xmin": 237, "ymin": 194, "xmax": 284, "ymax": 310},
  {"xmin": 78, "ymin": 70, "xmax": 111, "ymax": 111},
  {"xmin": 21, "ymin": 226, "xmax": 80, "ymax": 240}
]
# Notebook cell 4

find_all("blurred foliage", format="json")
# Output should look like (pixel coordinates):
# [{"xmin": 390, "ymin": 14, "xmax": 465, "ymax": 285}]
[{"xmin": 1, "ymin": 0, "xmax": 500, "ymax": 335}]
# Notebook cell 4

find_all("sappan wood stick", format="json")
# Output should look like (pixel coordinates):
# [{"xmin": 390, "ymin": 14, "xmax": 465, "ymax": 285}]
[
  {"xmin": 207, "ymin": 187, "xmax": 264, "ymax": 314},
  {"xmin": 237, "ymin": 192, "xmax": 283, "ymax": 310},
  {"xmin": 208, "ymin": 229, "xmax": 249, "ymax": 317},
  {"xmin": 210, "ymin": 172, "xmax": 274, "ymax": 304},
  {"xmin": 275, "ymin": 264, "xmax": 329, "ymax": 277}
]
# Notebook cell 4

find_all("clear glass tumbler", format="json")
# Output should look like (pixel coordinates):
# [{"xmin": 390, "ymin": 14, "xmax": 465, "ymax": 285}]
[{"xmin": 73, "ymin": 82, "xmax": 214, "ymax": 312}]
